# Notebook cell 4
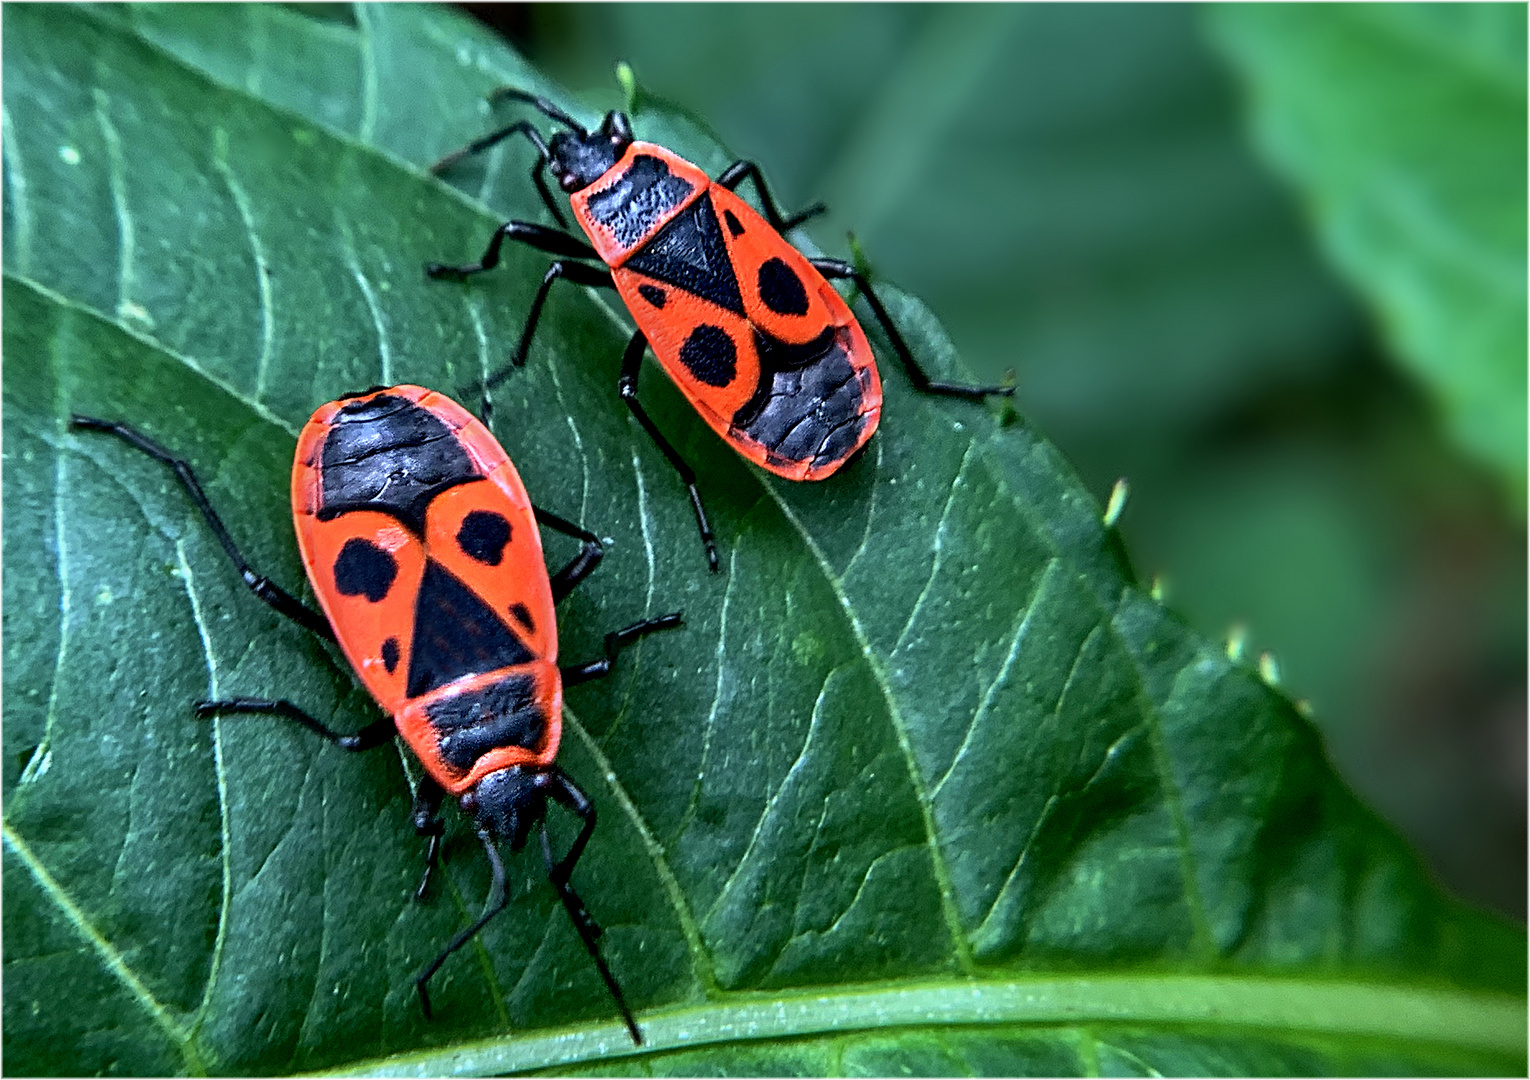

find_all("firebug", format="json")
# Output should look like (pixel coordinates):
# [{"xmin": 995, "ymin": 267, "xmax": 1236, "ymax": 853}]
[
  {"xmin": 72, "ymin": 385, "xmax": 680, "ymax": 1044},
  {"xmin": 427, "ymin": 89, "xmax": 1013, "ymax": 570}
]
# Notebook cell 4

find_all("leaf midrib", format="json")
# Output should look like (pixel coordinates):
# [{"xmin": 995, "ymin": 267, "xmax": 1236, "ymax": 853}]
[
  {"xmin": 9, "ymin": 803, "xmax": 1522, "ymax": 1076},
  {"xmin": 305, "ymin": 974, "xmax": 1526, "ymax": 1077}
]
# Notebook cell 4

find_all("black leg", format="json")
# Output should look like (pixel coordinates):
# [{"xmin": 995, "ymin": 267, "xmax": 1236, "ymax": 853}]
[
  {"xmin": 445, "ymin": 257, "xmax": 613, "ymax": 405},
  {"xmin": 716, "ymin": 160, "xmax": 826, "ymax": 232},
  {"xmin": 428, "ymin": 120, "xmax": 569, "ymax": 230},
  {"xmin": 561, "ymin": 613, "xmax": 684, "ymax": 688},
  {"xmin": 194, "ymin": 698, "xmax": 395, "ymax": 751},
  {"xmin": 70, "ymin": 417, "xmax": 335, "ymax": 642},
  {"xmin": 532, "ymin": 505, "xmax": 603, "ymax": 603},
  {"xmin": 415, "ymin": 830, "xmax": 509, "ymax": 1020},
  {"xmin": 428, "ymin": 222, "xmax": 607, "ymax": 405},
  {"xmin": 426, "ymin": 221, "xmax": 597, "ymax": 282},
  {"xmin": 411, "ymin": 775, "xmax": 448, "ymax": 902},
  {"xmin": 617, "ymin": 331, "xmax": 720, "ymax": 572},
  {"xmin": 808, "ymin": 258, "xmax": 1015, "ymax": 400},
  {"xmin": 508, "ymin": 260, "xmax": 614, "ymax": 378},
  {"xmin": 543, "ymin": 772, "xmax": 642, "ymax": 1046}
]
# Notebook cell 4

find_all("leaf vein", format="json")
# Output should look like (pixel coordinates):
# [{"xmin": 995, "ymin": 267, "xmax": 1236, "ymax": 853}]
[
  {"xmin": 755, "ymin": 487, "xmax": 975, "ymax": 972},
  {"xmin": 630, "ymin": 448, "xmax": 656, "ymax": 615},
  {"xmin": 891, "ymin": 442, "xmax": 973, "ymax": 654},
  {"xmin": 930, "ymin": 555, "xmax": 1059, "ymax": 800},
  {"xmin": 704, "ymin": 665, "xmax": 836, "ymax": 924},
  {"xmin": 175, "ymin": 541, "xmax": 234, "ymax": 1032},
  {"xmin": 2, "ymin": 103, "xmax": 34, "ymax": 273},
  {"xmin": 335, "ymin": 214, "xmax": 391, "ymax": 385},
  {"xmin": 542, "ymin": 356, "xmax": 590, "ymax": 525},
  {"xmin": 20, "ymin": 404, "xmax": 72, "ymax": 791},
  {"xmin": 976, "ymin": 444, "xmax": 1218, "ymax": 953},
  {"xmin": 676, "ymin": 544, "xmax": 739, "ymax": 843},
  {"xmin": 211, "ymin": 128, "xmax": 275, "ymax": 401},
  {"xmin": 8, "ymin": 273, "xmax": 302, "ymax": 437},
  {"xmin": 2, "ymin": 823, "xmax": 205, "ymax": 1072},
  {"xmin": 976, "ymin": 716, "xmax": 1141, "ymax": 937},
  {"xmin": 353, "ymin": 2, "xmax": 378, "ymax": 142},
  {"xmin": 92, "ymin": 87, "xmax": 136, "ymax": 316},
  {"xmin": 563, "ymin": 709, "xmax": 718, "ymax": 993},
  {"xmin": 841, "ymin": 439, "xmax": 883, "ymax": 579}
]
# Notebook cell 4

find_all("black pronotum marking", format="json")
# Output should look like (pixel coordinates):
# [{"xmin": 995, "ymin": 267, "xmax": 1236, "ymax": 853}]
[
  {"xmin": 723, "ymin": 209, "xmax": 744, "ymax": 237},
  {"xmin": 381, "ymin": 637, "xmax": 400, "ymax": 674},
  {"xmin": 625, "ymin": 193, "xmax": 745, "ymax": 316},
  {"xmin": 757, "ymin": 257, "xmax": 809, "ymax": 316},
  {"xmin": 425, "ymin": 674, "xmax": 546, "ymax": 770},
  {"xmin": 406, "ymin": 560, "xmax": 535, "ymax": 698},
  {"xmin": 732, "ymin": 325, "xmax": 868, "ymax": 469},
  {"xmin": 637, "ymin": 284, "xmax": 667, "ymax": 308},
  {"xmin": 457, "ymin": 510, "xmax": 512, "ymax": 566},
  {"xmin": 585, "ymin": 154, "xmax": 695, "ymax": 249},
  {"xmin": 319, "ymin": 395, "xmax": 481, "ymax": 535},
  {"xmin": 510, "ymin": 603, "xmax": 536, "ymax": 632},
  {"xmin": 679, "ymin": 325, "xmax": 738, "ymax": 387},
  {"xmin": 333, "ymin": 538, "xmax": 397, "ymax": 602}
]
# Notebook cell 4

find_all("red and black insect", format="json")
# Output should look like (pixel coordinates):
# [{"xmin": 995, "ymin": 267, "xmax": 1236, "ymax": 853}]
[
  {"xmin": 72, "ymin": 385, "xmax": 679, "ymax": 1044},
  {"xmin": 427, "ymin": 89, "xmax": 1013, "ymax": 570}
]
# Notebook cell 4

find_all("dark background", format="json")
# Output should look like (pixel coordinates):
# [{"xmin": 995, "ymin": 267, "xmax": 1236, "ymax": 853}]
[{"xmin": 463, "ymin": 3, "xmax": 1525, "ymax": 920}]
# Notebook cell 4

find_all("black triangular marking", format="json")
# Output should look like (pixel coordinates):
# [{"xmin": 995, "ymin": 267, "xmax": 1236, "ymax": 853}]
[
  {"xmin": 625, "ymin": 193, "xmax": 745, "ymax": 316},
  {"xmin": 406, "ymin": 560, "xmax": 534, "ymax": 698}
]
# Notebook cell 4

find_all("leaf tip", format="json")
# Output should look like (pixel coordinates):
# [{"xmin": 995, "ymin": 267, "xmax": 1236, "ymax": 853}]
[
  {"xmin": 1226, "ymin": 623, "xmax": 1248, "ymax": 661},
  {"xmin": 1103, "ymin": 478, "xmax": 1130, "ymax": 528},
  {"xmin": 846, "ymin": 231, "xmax": 873, "ymax": 281},
  {"xmin": 1258, "ymin": 650, "xmax": 1282, "ymax": 687},
  {"xmin": 615, "ymin": 61, "xmax": 639, "ymax": 114}
]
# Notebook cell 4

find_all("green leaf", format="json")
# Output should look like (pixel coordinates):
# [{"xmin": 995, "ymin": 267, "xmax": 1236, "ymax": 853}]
[
  {"xmin": 1209, "ymin": 3, "xmax": 1528, "ymax": 504},
  {"xmin": 3, "ymin": 5, "xmax": 1523, "ymax": 1075}
]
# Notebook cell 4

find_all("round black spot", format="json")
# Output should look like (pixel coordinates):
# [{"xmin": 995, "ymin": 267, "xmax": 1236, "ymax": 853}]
[
  {"xmin": 457, "ymin": 510, "xmax": 511, "ymax": 566},
  {"xmin": 723, "ymin": 209, "xmax": 745, "ymax": 237},
  {"xmin": 638, "ymin": 283, "xmax": 667, "ymax": 308},
  {"xmin": 679, "ymin": 325, "xmax": 737, "ymax": 387},
  {"xmin": 381, "ymin": 637, "xmax": 400, "ymax": 673},
  {"xmin": 510, "ymin": 602, "xmax": 536, "ymax": 632},
  {"xmin": 333, "ymin": 538, "xmax": 397, "ymax": 602},
  {"xmin": 758, "ymin": 258, "xmax": 809, "ymax": 316}
]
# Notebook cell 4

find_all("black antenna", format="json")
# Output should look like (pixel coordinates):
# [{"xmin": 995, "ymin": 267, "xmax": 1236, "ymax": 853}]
[
  {"xmin": 415, "ymin": 831, "xmax": 510, "ymax": 1019},
  {"xmin": 428, "ymin": 119, "xmax": 570, "ymax": 229},
  {"xmin": 490, "ymin": 87, "xmax": 587, "ymax": 134},
  {"xmin": 541, "ymin": 819, "xmax": 643, "ymax": 1045},
  {"xmin": 430, "ymin": 119, "xmax": 550, "ymax": 175}
]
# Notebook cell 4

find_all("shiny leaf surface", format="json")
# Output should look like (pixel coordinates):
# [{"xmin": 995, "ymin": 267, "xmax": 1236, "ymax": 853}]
[{"xmin": 3, "ymin": 5, "xmax": 1522, "ymax": 1075}]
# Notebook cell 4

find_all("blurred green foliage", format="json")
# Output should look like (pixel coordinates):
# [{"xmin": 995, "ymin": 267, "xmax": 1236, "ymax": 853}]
[
  {"xmin": 1212, "ymin": 3, "xmax": 1527, "ymax": 503},
  {"xmin": 501, "ymin": 2, "xmax": 1526, "ymax": 918}
]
